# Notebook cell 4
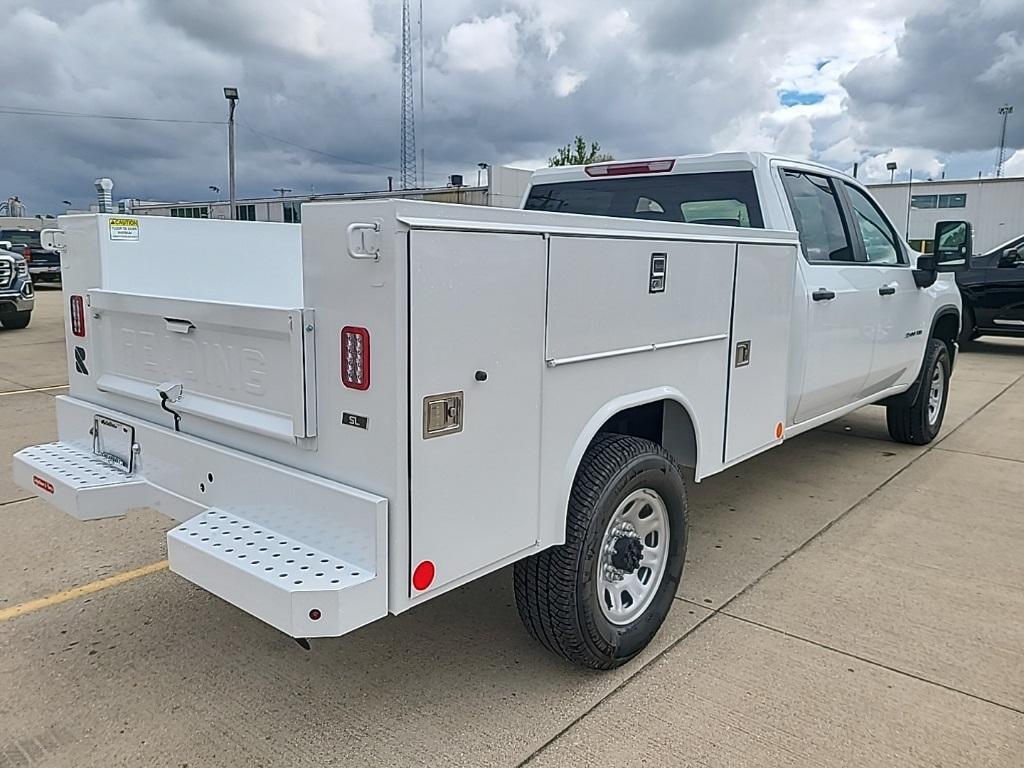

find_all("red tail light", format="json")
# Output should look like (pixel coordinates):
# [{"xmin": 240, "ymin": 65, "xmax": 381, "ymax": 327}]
[
  {"xmin": 70, "ymin": 295, "xmax": 86, "ymax": 337},
  {"xmin": 584, "ymin": 159, "xmax": 676, "ymax": 177},
  {"xmin": 22, "ymin": 246, "xmax": 31, "ymax": 263},
  {"xmin": 341, "ymin": 326, "xmax": 370, "ymax": 390}
]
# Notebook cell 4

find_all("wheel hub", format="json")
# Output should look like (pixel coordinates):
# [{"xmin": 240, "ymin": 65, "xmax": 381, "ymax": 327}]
[{"xmin": 609, "ymin": 531, "xmax": 644, "ymax": 573}]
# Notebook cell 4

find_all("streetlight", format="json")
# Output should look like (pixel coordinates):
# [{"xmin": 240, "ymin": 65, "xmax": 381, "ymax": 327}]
[
  {"xmin": 886, "ymin": 161, "xmax": 897, "ymax": 184},
  {"xmin": 209, "ymin": 185, "xmax": 220, "ymax": 197},
  {"xmin": 61, "ymin": 200, "xmax": 72, "ymax": 207},
  {"xmin": 223, "ymin": 87, "xmax": 239, "ymax": 219}
]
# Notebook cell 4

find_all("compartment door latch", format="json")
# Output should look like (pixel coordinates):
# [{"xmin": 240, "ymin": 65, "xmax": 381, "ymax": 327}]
[{"xmin": 423, "ymin": 391, "xmax": 463, "ymax": 439}]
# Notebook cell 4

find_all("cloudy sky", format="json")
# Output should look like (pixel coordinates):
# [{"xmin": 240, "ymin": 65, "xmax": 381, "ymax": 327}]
[{"xmin": 1, "ymin": 0, "xmax": 1022, "ymax": 213}]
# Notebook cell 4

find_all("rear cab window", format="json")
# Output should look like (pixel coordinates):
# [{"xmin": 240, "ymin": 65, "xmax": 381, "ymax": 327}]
[{"xmin": 524, "ymin": 171, "xmax": 765, "ymax": 228}]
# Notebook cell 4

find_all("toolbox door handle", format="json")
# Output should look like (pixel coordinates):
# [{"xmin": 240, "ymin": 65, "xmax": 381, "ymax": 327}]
[{"xmin": 164, "ymin": 317, "xmax": 195, "ymax": 334}]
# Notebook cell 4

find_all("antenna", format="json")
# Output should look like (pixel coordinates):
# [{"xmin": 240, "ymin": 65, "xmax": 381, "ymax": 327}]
[
  {"xmin": 996, "ymin": 104, "xmax": 1013, "ymax": 178},
  {"xmin": 400, "ymin": 0, "xmax": 418, "ymax": 189}
]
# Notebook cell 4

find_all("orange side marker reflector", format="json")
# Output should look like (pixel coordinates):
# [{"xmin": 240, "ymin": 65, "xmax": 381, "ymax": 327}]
[{"xmin": 775, "ymin": 422, "xmax": 784, "ymax": 440}]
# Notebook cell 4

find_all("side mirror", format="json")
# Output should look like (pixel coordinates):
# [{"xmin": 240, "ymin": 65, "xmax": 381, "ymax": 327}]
[
  {"xmin": 998, "ymin": 248, "xmax": 1021, "ymax": 268},
  {"xmin": 932, "ymin": 220, "xmax": 972, "ymax": 272}
]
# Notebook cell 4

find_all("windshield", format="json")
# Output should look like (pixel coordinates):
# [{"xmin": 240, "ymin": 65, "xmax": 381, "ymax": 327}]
[
  {"xmin": 0, "ymin": 231, "xmax": 38, "ymax": 246},
  {"xmin": 524, "ymin": 170, "xmax": 764, "ymax": 228}
]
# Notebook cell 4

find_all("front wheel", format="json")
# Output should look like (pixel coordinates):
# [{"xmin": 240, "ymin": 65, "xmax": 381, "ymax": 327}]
[
  {"xmin": 0, "ymin": 311, "xmax": 31, "ymax": 330},
  {"xmin": 886, "ymin": 338, "xmax": 950, "ymax": 445},
  {"xmin": 513, "ymin": 434, "xmax": 688, "ymax": 669}
]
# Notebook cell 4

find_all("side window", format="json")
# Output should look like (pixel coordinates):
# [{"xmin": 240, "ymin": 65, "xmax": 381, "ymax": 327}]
[
  {"xmin": 844, "ymin": 183, "xmax": 905, "ymax": 265},
  {"xmin": 779, "ymin": 170, "xmax": 854, "ymax": 262}
]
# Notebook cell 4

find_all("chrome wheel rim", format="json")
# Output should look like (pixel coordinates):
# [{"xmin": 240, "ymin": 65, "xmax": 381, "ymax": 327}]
[
  {"xmin": 927, "ymin": 364, "xmax": 944, "ymax": 426},
  {"xmin": 596, "ymin": 488, "xmax": 670, "ymax": 626}
]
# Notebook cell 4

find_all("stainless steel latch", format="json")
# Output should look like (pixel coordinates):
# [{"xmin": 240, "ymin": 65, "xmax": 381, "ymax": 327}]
[
  {"xmin": 423, "ymin": 391, "xmax": 463, "ymax": 438},
  {"xmin": 735, "ymin": 340, "xmax": 751, "ymax": 367}
]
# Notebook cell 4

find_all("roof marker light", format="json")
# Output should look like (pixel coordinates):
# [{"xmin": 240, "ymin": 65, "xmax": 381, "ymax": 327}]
[{"xmin": 584, "ymin": 159, "xmax": 676, "ymax": 177}]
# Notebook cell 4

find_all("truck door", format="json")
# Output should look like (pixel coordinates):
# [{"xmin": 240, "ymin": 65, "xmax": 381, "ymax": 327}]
[
  {"xmin": 408, "ymin": 229, "xmax": 546, "ymax": 594},
  {"xmin": 779, "ymin": 169, "xmax": 875, "ymax": 423},
  {"xmin": 839, "ymin": 181, "xmax": 930, "ymax": 393}
]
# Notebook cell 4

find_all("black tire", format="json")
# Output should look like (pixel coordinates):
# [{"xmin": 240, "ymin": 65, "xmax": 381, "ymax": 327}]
[
  {"xmin": 886, "ymin": 338, "xmax": 950, "ymax": 445},
  {"xmin": 0, "ymin": 311, "xmax": 31, "ymax": 330},
  {"xmin": 958, "ymin": 305, "xmax": 976, "ymax": 345},
  {"xmin": 513, "ymin": 434, "xmax": 688, "ymax": 669}
]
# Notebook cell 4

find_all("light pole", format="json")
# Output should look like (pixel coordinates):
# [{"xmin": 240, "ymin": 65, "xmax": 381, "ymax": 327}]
[
  {"xmin": 223, "ymin": 87, "xmax": 239, "ymax": 219},
  {"xmin": 996, "ymin": 104, "xmax": 1014, "ymax": 177},
  {"xmin": 886, "ymin": 161, "xmax": 897, "ymax": 184}
]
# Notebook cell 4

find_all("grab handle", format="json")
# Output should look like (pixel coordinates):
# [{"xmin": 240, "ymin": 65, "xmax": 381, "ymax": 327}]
[{"xmin": 347, "ymin": 222, "xmax": 381, "ymax": 261}]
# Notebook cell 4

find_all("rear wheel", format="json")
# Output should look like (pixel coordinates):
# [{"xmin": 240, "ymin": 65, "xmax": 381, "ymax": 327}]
[
  {"xmin": 0, "ymin": 311, "xmax": 31, "ymax": 330},
  {"xmin": 513, "ymin": 434, "xmax": 688, "ymax": 669},
  {"xmin": 886, "ymin": 338, "xmax": 950, "ymax": 445}
]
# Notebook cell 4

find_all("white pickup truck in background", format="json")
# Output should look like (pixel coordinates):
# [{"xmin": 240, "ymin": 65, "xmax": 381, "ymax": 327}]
[{"xmin": 14, "ymin": 152, "xmax": 971, "ymax": 669}]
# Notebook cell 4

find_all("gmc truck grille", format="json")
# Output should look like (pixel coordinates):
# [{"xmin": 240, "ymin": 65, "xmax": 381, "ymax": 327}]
[{"xmin": 0, "ymin": 261, "xmax": 12, "ymax": 289}]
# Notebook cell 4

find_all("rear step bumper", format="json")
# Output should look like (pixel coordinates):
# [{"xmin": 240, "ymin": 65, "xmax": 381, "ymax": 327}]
[{"xmin": 13, "ymin": 396, "xmax": 388, "ymax": 639}]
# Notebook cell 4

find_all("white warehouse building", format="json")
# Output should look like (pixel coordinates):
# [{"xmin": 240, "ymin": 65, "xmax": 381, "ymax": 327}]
[
  {"xmin": 867, "ymin": 175, "xmax": 1024, "ymax": 255},
  {"xmin": 128, "ymin": 166, "xmax": 533, "ymax": 222}
]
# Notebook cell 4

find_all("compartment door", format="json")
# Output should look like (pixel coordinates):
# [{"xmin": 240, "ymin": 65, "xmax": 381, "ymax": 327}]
[
  {"xmin": 724, "ymin": 243, "xmax": 797, "ymax": 464},
  {"xmin": 409, "ymin": 230, "xmax": 546, "ymax": 592}
]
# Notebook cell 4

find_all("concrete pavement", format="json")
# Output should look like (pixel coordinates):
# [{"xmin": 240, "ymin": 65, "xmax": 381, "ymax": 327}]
[{"xmin": 1, "ymin": 288, "xmax": 1022, "ymax": 766}]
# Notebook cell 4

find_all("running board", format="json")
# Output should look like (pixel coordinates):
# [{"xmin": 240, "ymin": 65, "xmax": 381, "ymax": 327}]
[{"xmin": 168, "ymin": 509, "xmax": 384, "ymax": 638}]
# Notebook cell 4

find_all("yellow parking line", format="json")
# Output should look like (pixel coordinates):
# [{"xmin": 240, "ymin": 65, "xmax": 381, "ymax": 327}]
[
  {"xmin": 0, "ymin": 560, "xmax": 168, "ymax": 622},
  {"xmin": 0, "ymin": 384, "xmax": 69, "ymax": 397}
]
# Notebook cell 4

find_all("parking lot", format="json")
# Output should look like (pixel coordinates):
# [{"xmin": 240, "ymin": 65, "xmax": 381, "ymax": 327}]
[{"xmin": 1, "ymin": 287, "xmax": 1022, "ymax": 766}]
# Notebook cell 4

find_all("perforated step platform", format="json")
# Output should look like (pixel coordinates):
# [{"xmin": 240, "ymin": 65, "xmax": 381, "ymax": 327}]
[
  {"xmin": 167, "ymin": 509, "xmax": 385, "ymax": 638},
  {"xmin": 13, "ymin": 442, "xmax": 151, "ymax": 520}
]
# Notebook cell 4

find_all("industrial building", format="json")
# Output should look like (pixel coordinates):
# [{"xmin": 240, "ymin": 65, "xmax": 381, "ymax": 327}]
[
  {"xmin": 128, "ymin": 165, "xmax": 532, "ymax": 221},
  {"xmin": 868, "ymin": 174, "xmax": 1024, "ymax": 254}
]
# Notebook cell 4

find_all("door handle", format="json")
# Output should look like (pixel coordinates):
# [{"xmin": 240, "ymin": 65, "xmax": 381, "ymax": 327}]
[
  {"xmin": 811, "ymin": 289, "xmax": 836, "ymax": 301},
  {"xmin": 878, "ymin": 286, "xmax": 897, "ymax": 296}
]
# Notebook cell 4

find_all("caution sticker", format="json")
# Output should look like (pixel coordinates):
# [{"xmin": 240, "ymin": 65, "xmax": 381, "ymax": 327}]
[{"xmin": 108, "ymin": 217, "xmax": 139, "ymax": 241}]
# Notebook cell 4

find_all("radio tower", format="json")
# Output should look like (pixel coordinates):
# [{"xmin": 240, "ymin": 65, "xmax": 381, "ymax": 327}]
[
  {"xmin": 996, "ymin": 104, "xmax": 1014, "ymax": 178},
  {"xmin": 400, "ymin": 0, "xmax": 417, "ymax": 189}
]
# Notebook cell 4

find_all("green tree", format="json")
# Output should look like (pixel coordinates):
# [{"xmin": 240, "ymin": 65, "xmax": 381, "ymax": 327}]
[{"xmin": 549, "ymin": 136, "xmax": 614, "ymax": 166}]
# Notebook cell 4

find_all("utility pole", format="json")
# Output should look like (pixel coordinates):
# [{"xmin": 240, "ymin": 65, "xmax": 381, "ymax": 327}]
[
  {"xmin": 996, "ymin": 104, "xmax": 1014, "ymax": 177},
  {"xmin": 273, "ymin": 187, "xmax": 292, "ymax": 197},
  {"xmin": 400, "ymin": 0, "xmax": 417, "ymax": 189},
  {"xmin": 224, "ymin": 87, "xmax": 239, "ymax": 219}
]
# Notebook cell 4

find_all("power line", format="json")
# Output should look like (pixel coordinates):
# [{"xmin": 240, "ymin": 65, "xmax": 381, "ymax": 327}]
[
  {"xmin": 0, "ymin": 104, "xmax": 224, "ymax": 125},
  {"xmin": 237, "ymin": 121, "xmax": 401, "ymax": 173}
]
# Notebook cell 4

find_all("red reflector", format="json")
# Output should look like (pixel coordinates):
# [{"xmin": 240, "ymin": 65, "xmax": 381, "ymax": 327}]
[
  {"xmin": 412, "ymin": 560, "xmax": 435, "ymax": 591},
  {"xmin": 33, "ymin": 475, "xmax": 54, "ymax": 494},
  {"xmin": 308, "ymin": 608, "xmax": 322, "ymax": 621},
  {"xmin": 585, "ymin": 159, "xmax": 676, "ymax": 177},
  {"xmin": 70, "ymin": 295, "xmax": 86, "ymax": 338},
  {"xmin": 340, "ymin": 326, "xmax": 370, "ymax": 390},
  {"xmin": 22, "ymin": 246, "xmax": 31, "ymax": 263}
]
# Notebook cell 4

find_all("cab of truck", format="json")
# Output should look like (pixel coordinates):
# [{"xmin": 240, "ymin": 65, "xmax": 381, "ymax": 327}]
[{"xmin": 524, "ymin": 152, "xmax": 966, "ymax": 440}]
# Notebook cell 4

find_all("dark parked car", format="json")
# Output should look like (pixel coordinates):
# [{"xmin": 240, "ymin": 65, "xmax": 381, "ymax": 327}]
[
  {"xmin": 0, "ymin": 246, "xmax": 34, "ymax": 329},
  {"xmin": 956, "ymin": 234, "xmax": 1024, "ymax": 343},
  {"xmin": 0, "ymin": 228, "xmax": 61, "ymax": 283}
]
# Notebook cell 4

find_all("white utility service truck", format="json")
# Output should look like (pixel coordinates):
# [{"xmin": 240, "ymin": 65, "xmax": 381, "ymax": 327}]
[{"xmin": 15, "ymin": 153, "xmax": 971, "ymax": 668}]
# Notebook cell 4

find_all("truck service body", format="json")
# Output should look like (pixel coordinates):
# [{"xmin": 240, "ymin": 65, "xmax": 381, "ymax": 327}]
[{"xmin": 14, "ymin": 153, "xmax": 967, "ymax": 668}]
